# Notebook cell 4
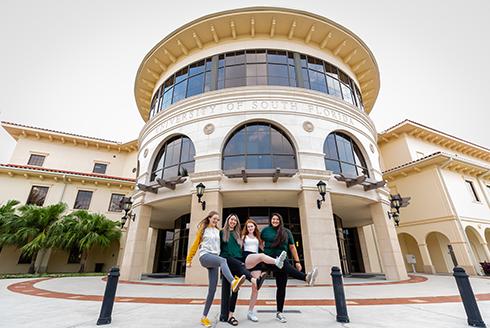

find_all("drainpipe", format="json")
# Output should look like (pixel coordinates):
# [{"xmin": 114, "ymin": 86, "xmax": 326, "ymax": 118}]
[
  {"xmin": 437, "ymin": 159, "xmax": 483, "ymax": 275},
  {"xmin": 35, "ymin": 174, "xmax": 67, "ymax": 274}
]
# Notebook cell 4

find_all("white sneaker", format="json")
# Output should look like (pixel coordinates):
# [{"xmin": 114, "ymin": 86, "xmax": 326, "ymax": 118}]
[
  {"xmin": 275, "ymin": 250, "xmax": 287, "ymax": 269},
  {"xmin": 247, "ymin": 311, "xmax": 258, "ymax": 322},
  {"xmin": 307, "ymin": 267, "xmax": 319, "ymax": 287},
  {"xmin": 276, "ymin": 312, "xmax": 287, "ymax": 323}
]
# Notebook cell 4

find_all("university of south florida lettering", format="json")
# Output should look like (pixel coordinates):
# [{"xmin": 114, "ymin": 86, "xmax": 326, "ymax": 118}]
[{"xmin": 154, "ymin": 99, "xmax": 356, "ymax": 135}]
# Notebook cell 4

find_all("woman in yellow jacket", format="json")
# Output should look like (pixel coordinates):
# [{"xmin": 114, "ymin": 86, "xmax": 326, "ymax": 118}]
[{"xmin": 186, "ymin": 210, "xmax": 246, "ymax": 327}]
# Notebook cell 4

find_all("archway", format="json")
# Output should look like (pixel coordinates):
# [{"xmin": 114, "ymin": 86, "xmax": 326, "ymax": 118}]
[
  {"xmin": 465, "ymin": 226, "xmax": 487, "ymax": 262},
  {"xmin": 426, "ymin": 232, "xmax": 452, "ymax": 273},
  {"xmin": 398, "ymin": 233, "xmax": 423, "ymax": 273}
]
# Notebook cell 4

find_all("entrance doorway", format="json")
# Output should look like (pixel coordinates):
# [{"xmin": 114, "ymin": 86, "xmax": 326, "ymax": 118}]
[{"xmin": 334, "ymin": 214, "xmax": 364, "ymax": 275}]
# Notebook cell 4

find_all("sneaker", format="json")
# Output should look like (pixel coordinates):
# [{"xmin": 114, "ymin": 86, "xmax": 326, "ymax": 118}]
[
  {"xmin": 307, "ymin": 267, "xmax": 319, "ymax": 287},
  {"xmin": 276, "ymin": 312, "xmax": 287, "ymax": 323},
  {"xmin": 200, "ymin": 317, "xmax": 211, "ymax": 327},
  {"xmin": 247, "ymin": 311, "xmax": 258, "ymax": 322},
  {"xmin": 275, "ymin": 250, "xmax": 287, "ymax": 269},
  {"xmin": 255, "ymin": 272, "xmax": 266, "ymax": 291},
  {"xmin": 232, "ymin": 275, "xmax": 246, "ymax": 292}
]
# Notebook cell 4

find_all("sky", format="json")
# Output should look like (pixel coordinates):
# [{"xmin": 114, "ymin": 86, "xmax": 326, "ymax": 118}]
[{"xmin": 1, "ymin": 0, "xmax": 489, "ymax": 164}]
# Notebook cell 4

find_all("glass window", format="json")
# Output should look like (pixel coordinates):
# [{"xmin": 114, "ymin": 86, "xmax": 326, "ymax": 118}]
[
  {"xmin": 93, "ymin": 163, "xmax": 107, "ymax": 174},
  {"xmin": 147, "ymin": 49, "xmax": 365, "ymax": 120},
  {"xmin": 323, "ymin": 132, "xmax": 369, "ymax": 177},
  {"xmin": 18, "ymin": 253, "xmax": 33, "ymax": 264},
  {"xmin": 223, "ymin": 123, "xmax": 296, "ymax": 170},
  {"xmin": 466, "ymin": 181, "xmax": 480, "ymax": 202},
  {"xmin": 108, "ymin": 193, "xmax": 125, "ymax": 212},
  {"xmin": 28, "ymin": 154, "xmax": 45, "ymax": 167},
  {"xmin": 150, "ymin": 136, "xmax": 195, "ymax": 182},
  {"xmin": 67, "ymin": 248, "xmax": 82, "ymax": 264},
  {"xmin": 74, "ymin": 190, "xmax": 93, "ymax": 210},
  {"xmin": 26, "ymin": 186, "xmax": 49, "ymax": 206}
]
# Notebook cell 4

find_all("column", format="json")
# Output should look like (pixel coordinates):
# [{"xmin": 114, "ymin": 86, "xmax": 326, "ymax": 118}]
[
  {"xmin": 185, "ymin": 190, "xmax": 223, "ymax": 285},
  {"xmin": 142, "ymin": 228, "xmax": 159, "ymax": 274},
  {"xmin": 370, "ymin": 202, "xmax": 408, "ymax": 281},
  {"xmin": 482, "ymin": 242, "xmax": 490, "ymax": 262},
  {"xmin": 451, "ymin": 241, "xmax": 477, "ymax": 275},
  {"xmin": 298, "ymin": 189, "xmax": 341, "ymax": 284},
  {"xmin": 357, "ymin": 227, "xmax": 372, "ymax": 273},
  {"xmin": 417, "ymin": 243, "xmax": 436, "ymax": 274},
  {"xmin": 120, "ymin": 203, "xmax": 152, "ymax": 281}
]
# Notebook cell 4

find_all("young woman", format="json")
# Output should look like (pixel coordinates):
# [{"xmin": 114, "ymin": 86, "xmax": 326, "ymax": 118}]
[
  {"xmin": 220, "ymin": 213, "xmax": 265, "ymax": 326},
  {"xmin": 186, "ymin": 211, "xmax": 246, "ymax": 327},
  {"xmin": 240, "ymin": 219, "xmax": 268, "ymax": 322},
  {"xmin": 260, "ymin": 213, "xmax": 319, "ymax": 323}
]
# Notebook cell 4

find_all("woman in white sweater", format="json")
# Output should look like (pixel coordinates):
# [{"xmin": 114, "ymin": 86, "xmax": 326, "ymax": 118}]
[{"xmin": 186, "ymin": 211, "xmax": 246, "ymax": 327}]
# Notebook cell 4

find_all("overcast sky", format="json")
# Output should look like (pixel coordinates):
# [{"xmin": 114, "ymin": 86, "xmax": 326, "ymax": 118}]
[{"xmin": 1, "ymin": 0, "xmax": 489, "ymax": 164}]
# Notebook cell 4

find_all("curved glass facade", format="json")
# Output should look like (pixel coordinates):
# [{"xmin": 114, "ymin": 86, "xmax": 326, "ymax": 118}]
[
  {"xmin": 323, "ymin": 132, "xmax": 369, "ymax": 177},
  {"xmin": 149, "ymin": 49, "xmax": 364, "ymax": 120},
  {"xmin": 222, "ymin": 122, "xmax": 296, "ymax": 170},
  {"xmin": 150, "ymin": 136, "xmax": 196, "ymax": 181}
]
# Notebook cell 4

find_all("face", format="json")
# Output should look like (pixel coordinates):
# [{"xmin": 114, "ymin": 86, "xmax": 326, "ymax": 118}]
[
  {"xmin": 247, "ymin": 223, "xmax": 255, "ymax": 234},
  {"xmin": 271, "ymin": 215, "xmax": 280, "ymax": 228},
  {"xmin": 228, "ymin": 216, "xmax": 238, "ymax": 229},
  {"xmin": 209, "ymin": 214, "xmax": 220, "ymax": 227}
]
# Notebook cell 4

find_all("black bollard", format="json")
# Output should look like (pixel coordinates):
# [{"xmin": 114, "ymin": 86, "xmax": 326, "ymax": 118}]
[
  {"xmin": 331, "ymin": 266, "xmax": 349, "ymax": 323},
  {"xmin": 220, "ymin": 276, "xmax": 231, "ymax": 322},
  {"xmin": 452, "ymin": 267, "xmax": 486, "ymax": 327},
  {"xmin": 97, "ymin": 267, "xmax": 120, "ymax": 325}
]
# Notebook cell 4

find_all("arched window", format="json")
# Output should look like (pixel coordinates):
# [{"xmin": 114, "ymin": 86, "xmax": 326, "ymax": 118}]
[
  {"xmin": 323, "ymin": 132, "xmax": 369, "ymax": 177},
  {"xmin": 150, "ymin": 136, "xmax": 195, "ymax": 181},
  {"xmin": 223, "ymin": 123, "xmax": 296, "ymax": 170}
]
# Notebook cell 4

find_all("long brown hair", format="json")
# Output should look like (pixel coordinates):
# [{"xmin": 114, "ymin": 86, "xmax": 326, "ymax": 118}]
[
  {"xmin": 197, "ymin": 210, "xmax": 219, "ymax": 241},
  {"xmin": 241, "ymin": 219, "xmax": 263, "ymax": 245},
  {"xmin": 222, "ymin": 213, "xmax": 241, "ymax": 244},
  {"xmin": 270, "ymin": 213, "xmax": 287, "ymax": 248}
]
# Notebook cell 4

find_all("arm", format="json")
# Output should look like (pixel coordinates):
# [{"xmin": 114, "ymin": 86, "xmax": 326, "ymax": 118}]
[
  {"xmin": 186, "ymin": 229, "xmax": 202, "ymax": 267},
  {"xmin": 289, "ymin": 244, "xmax": 302, "ymax": 271}
]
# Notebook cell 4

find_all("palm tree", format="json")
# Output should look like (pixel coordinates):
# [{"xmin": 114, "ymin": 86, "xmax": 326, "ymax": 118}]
[
  {"xmin": 0, "ymin": 202, "xmax": 67, "ymax": 274},
  {"xmin": 0, "ymin": 200, "xmax": 22, "ymax": 249},
  {"xmin": 51, "ymin": 210, "xmax": 121, "ymax": 273}
]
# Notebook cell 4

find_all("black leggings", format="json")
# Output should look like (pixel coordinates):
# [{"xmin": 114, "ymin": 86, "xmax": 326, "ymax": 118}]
[
  {"xmin": 265, "ymin": 260, "xmax": 307, "ymax": 313},
  {"xmin": 225, "ymin": 257, "xmax": 253, "ymax": 313}
]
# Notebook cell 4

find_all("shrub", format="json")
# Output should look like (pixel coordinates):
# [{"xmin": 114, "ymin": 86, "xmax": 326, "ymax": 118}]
[{"xmin": 481, "ymin": 261, "xmax": 490, "ymax": 275}]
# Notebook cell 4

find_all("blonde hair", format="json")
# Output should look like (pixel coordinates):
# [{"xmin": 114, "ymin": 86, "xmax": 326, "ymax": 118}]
[
  {"xmin": 197, "ymin": 210, "xmax": 219, "ymax": 241},
  {"xmin": 222, "ymin": 213, "xmax": 242, "ymax": 244}
]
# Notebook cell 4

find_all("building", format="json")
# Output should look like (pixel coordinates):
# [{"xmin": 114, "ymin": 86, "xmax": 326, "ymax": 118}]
[
  {"xmin": 379, "ymin": 120, "xmax": 490, "ymax": 276},
  {"xmin": 120, "ymin": 6, "xmax": 407, "ymax": 284},
  {"xmin": 0, "ymin": 121, "xmax": 137, "ymax": 274},
  {"xmin": 8, "ymin": 7, "xmax": 487, "ymax": 283}
]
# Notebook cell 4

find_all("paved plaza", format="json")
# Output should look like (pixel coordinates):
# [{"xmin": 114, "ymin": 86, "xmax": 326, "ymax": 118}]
[{"xmin": 1, "ymin": 272, "xmax": 489, "ymax": 328}]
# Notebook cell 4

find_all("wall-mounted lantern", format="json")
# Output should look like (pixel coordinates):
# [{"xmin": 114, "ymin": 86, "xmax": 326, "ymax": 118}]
[
  {"xmin": 316, "ymin": 180, "xmax": 326, "ymax": 209},
  {"xmin": 121, "ymin": 199, "xmax": 136, "ymax": 229},
  {"xmin": 196, "ymin": 182, "xmax": 206, "ymax": 211}
]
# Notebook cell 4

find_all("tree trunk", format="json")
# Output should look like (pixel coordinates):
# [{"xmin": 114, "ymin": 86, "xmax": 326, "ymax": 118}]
[
  {"xmin": 28, "ymin": 252, "xmax": 38, "ymax": 274},
  {"xmin": 78, "ymin": 251, "xmax": 88, "ymax": 273}
]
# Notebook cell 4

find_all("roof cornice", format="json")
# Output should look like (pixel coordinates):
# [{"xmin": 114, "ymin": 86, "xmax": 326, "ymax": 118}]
[
  {"xmin": 134, "ymin": 6, "xmax": 380, "ymax": 121},
  {"xmin": 1, "ymin": 121, "xmax": 138, "ymax": 154}
]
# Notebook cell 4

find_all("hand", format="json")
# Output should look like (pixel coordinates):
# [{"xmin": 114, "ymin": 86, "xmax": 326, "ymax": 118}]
[
  {"xmin": 295, "ymin": 262, "xmax": 302, "ymax": 271},
  {"xmin": 186, "ymin": 263, "xmax": 192, "ymax": 268}
]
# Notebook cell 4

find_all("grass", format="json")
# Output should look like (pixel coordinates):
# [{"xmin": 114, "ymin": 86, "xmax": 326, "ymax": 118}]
[{"xmin": 0, "ymin": 272, "xmax": 108, "ymax": 279}]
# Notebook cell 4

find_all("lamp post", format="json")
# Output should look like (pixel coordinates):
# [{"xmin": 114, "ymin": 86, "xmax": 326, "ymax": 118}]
[
  {"xmin": 196, "ymin": 183, "xmax": 206, "ymax": 211},
  {"xmin": 316, "ymin": 180, "xmax": 326, "ymax": 209}
]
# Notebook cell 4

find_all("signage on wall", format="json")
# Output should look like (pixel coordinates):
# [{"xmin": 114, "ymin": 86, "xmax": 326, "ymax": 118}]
[{"xmin": 154, "ymin": 99, "xmax": 357, "ymax": 135}]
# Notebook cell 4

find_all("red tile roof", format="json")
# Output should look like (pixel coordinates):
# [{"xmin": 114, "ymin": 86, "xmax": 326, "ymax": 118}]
[{"xmin": 0, "ymin": 163, "xmax": 136, "ymax": 182}]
